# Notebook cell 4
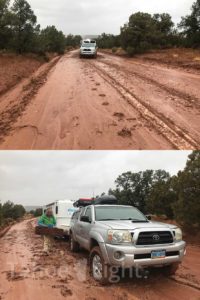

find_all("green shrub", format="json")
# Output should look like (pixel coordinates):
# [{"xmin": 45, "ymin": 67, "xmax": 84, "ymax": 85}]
[
  {"xmin": 112, "ymin": 47, "xmax": 117, "ymax": 53},
  {"xmin": 126, "ymin": 46, "xmax": 136, "ymax": 56}
]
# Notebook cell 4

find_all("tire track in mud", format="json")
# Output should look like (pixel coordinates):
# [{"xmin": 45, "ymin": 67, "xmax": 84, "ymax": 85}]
[
  {"xmin": 170, "ymin": 275, "xmax": 200, "ymax": 291},
  {"xmin": 88, "ymin": 60, "xmax": 199, "ymax": 150},
  {"xmin": 98, "ymin": 56, "xmax": 200, "ymax": 110}
]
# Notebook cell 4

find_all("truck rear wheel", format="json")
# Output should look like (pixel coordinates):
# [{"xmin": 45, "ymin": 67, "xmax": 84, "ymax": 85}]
[
  {"xmin": 162, "ymin": 263, "xmax": 179, "ymax": 276},
  {"xmin": 89, "ymin": 246, "xmax": 111, "ymax": 285},
  {"xmin": 70, "ymin": 233, "xmax": 79, "ymax": 252}
]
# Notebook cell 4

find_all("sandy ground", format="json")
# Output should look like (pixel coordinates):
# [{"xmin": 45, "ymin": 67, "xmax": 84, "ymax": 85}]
[
  {"xmin": 0, "ymin": 220, "xmax": 200, "ymax": 300},
  {"xmin": 0, "ymin": 50, "xmax": 200, "ymax": 150}
]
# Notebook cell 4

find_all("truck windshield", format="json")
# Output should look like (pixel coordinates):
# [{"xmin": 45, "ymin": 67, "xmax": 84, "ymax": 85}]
[
  {"xmin": 95, "ymin": 206, "xmax": 148, "ymax": 222},
  {"xmin": 82, "ymin": 43, "xmax": 96, "ymax": 48}
]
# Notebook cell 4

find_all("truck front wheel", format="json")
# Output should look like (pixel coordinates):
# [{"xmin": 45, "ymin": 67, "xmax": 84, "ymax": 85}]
[
  {"xmin": 89, "ymin": 246, "xmax": 111, "ymax": 285},
  {"xmin": 162, "ymin": 263, "xmax": 179, "ymax": 276}
]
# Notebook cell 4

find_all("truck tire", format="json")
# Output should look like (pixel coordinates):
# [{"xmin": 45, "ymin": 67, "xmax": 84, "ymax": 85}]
[
  {"xmin": 162, "ymin": 263, "xmax": 179, "ymax": 276},
  {"xmin": 89, "ymin": 246, "xmax": 111, "ymax": 285},
  {"xmin": 70, "ymin": 233, "xmax": 79, "ymax": 252}
]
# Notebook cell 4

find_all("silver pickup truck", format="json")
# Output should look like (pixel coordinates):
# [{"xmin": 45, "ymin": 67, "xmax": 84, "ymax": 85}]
[
  {"xmin": 80, "ymin": 39, "xmax": 97, "ymax": 58},
  {"xmin": 69, "ymin": 202, "xmax": 186, "ymax": 284}
]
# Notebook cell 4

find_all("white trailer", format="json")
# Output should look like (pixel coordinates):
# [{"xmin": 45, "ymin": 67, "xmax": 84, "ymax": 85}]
[{"xmin": 43, "ymin": 199, "xmax": 78, "ymax": 235}]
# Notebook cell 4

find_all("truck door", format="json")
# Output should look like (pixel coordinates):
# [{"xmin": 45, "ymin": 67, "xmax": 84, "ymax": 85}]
[{"xmin": 76, "ymin": 207, "xmax": 92, "ymax": 250}]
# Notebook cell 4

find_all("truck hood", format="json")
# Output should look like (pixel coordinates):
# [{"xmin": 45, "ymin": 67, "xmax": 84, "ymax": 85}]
[{"xmin": 97, "ymin": 220, "xmax": 176, "ymax": 231}]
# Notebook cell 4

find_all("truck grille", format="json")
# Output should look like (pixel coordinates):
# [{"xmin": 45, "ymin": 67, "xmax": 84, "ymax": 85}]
[
  {"xmin": 83, "ymin": 49, "xmax": 91, "ymax": 52},
  {"xmin": 136, "ymin": 231, "xmax": 173, "ymax": 245}
]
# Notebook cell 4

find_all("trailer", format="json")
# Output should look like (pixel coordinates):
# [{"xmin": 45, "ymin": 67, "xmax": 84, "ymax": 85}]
[{"xmin": 43, "ymin": 199, "xmax": 78, "ymax": 236}]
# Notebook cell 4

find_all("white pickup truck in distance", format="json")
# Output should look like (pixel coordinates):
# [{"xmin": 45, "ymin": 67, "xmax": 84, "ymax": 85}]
[
  {"xmin": 69, "ymin": 196, "xmax": 186, "ymax": 284},
  {"xmin": 80, "ymin": 39, "xmax": 98, "ymax": 58}
]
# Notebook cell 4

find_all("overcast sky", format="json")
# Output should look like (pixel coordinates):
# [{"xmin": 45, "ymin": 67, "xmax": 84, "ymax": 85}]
[
  {"xmin": 0, "ymin": 151, "xmax": 191, "ymax": 206},
  {"xmin": 24, "ymin": 0, "xmax": 194, "ymax": 35}
]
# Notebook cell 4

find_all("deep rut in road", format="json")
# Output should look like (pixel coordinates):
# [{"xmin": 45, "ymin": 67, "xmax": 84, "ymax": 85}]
[
  {"xmin": 87, "ymin": 59, "xmax": 199, "ymax": 150},
  {"xmin": 98, "ymin": 58, "xmax": 200, "ymax": 110}
]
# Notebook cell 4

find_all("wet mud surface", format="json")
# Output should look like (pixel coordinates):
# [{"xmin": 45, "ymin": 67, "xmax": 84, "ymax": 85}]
[
  {"xmin": 0, "ymin": 220, "xmax": 200, "ymax": 300},
  {"xmin": 0, "ymin": 51, "xmax": 199, "ymax": 150}
]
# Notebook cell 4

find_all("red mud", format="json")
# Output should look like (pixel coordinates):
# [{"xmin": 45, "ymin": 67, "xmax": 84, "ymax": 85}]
[
  {"xmin": 0, "ymin": 50, "xmax": 199, "ymax": 150},
  {"xmin": 0, "ymin": 220, "xmax": 199, "ymax": 300}
]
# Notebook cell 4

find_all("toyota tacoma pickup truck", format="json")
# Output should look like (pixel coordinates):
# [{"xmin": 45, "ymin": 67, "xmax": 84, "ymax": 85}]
[{"xmin": 69, "ymin": 197, "xmax": 186, "ymax": 284}]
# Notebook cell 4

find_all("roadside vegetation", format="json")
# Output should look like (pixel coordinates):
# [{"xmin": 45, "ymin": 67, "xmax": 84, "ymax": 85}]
[
  {"xmin": 0, "ymin": 0, "xmax": 82, "ymax": 97},
  {"xmin": 1, "ymin": 0, "xmax": 199, "ymax": 57},
  {"xmin": 65, "ymin": 34, "xmax": 82, "ymax": 50},
  {"xmin": 29, "ymin": 208, "xmax": 43, "ymax": 217},
  {"xmin": 108, "ymin": 151, "xmax": 200, "ymax": 230},
  {"xmin": 0, "ymin": 200, "xmax": 26, "ymax": 229},
  {"xmin": 0, "ymin": 0, "xmax": 64, "ymax": 54},
  {"xmin": 97, "ymin": 0, "xmax": 200, "ymax": 56},
  {"xmin": 0, "ymin": 0, "xmax": 81, "ymax": 55}
]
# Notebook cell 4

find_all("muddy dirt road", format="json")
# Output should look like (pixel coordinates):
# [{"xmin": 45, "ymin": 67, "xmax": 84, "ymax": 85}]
[
  {"xmin": 0, "ymin": 51, "xmax": 200, "ymax": 150},
  {"xmin": 0, "ymin": 220, "xmax": 200, "ymax": 300}
]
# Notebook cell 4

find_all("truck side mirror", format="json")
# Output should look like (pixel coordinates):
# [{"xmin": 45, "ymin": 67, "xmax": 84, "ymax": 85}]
[
  {"xmin": 80, "ymin": 216, "xmax": 91, "ymax": 223},
  {"xmin": 146, "ymin": 215, "xmax": 152, "ymax": 220}
]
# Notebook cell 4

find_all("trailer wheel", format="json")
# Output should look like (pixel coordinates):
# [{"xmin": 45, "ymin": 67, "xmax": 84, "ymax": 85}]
[{"xmin": 70, "ymin": 233, "xmax": 79, "ymax": 252}]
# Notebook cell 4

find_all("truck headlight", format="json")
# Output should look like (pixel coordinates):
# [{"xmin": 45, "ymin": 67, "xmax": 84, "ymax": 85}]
[
  {"xmin": 107, "ymin": 230, "xmax": 132, "ymax": 244},
  {"xmin": 174, "ymin": 228, "xmax": 182, "ymax": 241}
]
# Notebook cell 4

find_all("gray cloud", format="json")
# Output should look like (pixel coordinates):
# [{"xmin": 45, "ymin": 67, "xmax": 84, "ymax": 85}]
[
  {"xmin": 0, "ymin": 151, "xmax": 191, "ymax": 206},
  {"xmin": 23, "ymin": 0, "xmax": 193, "ymax": 35}
]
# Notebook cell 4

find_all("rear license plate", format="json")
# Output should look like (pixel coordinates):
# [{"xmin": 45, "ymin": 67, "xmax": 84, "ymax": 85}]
[{"xmin": 151, "ymin": 250, "xmax": 166, "ymax": 259}]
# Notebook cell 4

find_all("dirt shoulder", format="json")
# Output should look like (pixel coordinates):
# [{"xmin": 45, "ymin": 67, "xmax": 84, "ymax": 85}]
[
  {"xmin": 0, "ymin": 226, "xmax": 11, "ymax": 238},
  {"xmin": 139, "ymin": 48, "xmax": 200, "ymax": 74},
  {"xmin": 100, "ymin": 48, "xmax": 200, "ymax": 74},
  {"xmin": 0, "ymin": 55, "xmax": 60, "ymax": 143},
  {"xmin": 0, "ymin": 220, "xmax": 200, "ymax": 300},
  {"xmin": 0, "ymin": 53, "xmax": 49, "ymax": 96}
]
